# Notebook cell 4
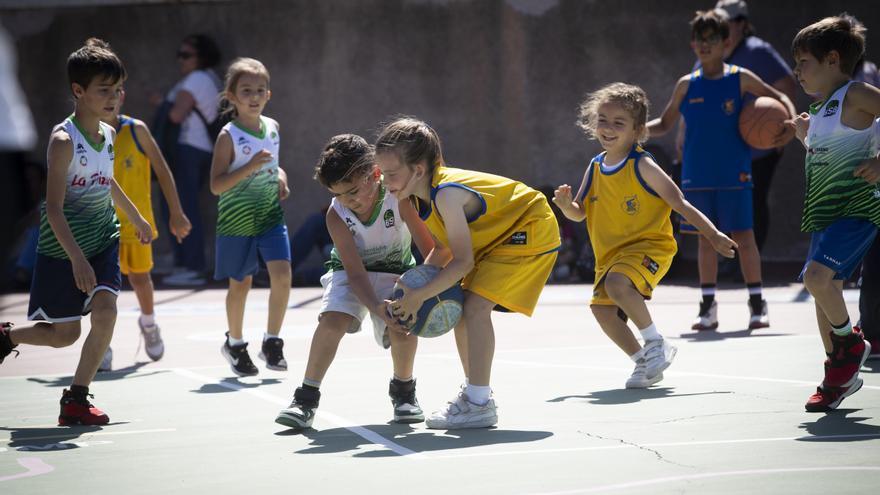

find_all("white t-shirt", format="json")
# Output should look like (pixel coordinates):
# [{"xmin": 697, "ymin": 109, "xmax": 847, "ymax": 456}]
[{"xmin": 166, "ymin": 69, "xmax": 221, "ymax": 152}]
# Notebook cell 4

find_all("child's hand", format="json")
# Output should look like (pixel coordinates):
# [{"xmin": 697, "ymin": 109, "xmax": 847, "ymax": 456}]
[
  {"xmin": 278, "ymin": 172, "xmax": 290, "ymax": 200},
  {"xmin": 854, "ymin": 154, "xmax": 880, "ymax": 184},
  {"xmin": 169, "ymin": 211, "xmax": 192, "ymax": 244},
  {"xmin": 134, "ymin": 216, "xmax": 154, "ymax": 245},
  {"xmin": 707, "ymin": 231, "xmax": 738, "ymax": 258},
  {"xmin": 71, "ymin": 255, "xmax": 97, "ymax": 294},
  {"xmin": 247, "ymin": 149, "xmax": 274, "ymax": 173},
  {"xmin": 389, "ymin": 282, "xmax": 425, "ymax": 327},
  {"xmin": 787, "ymin": 112, "xmax": 810, "ymax": 143},
  {"xmin": 552, "ymin": 184, "xmax": 573, "ymax": 208},
  {"xmin": 376, "ymin": 301, "xmax": 409, "ymax": 336}
]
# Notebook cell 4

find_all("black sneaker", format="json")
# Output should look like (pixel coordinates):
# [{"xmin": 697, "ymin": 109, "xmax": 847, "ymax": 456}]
[
  {"xmin": 389, "ymin": 378, "xmax": 425, "ymax": 423},
  {"xmin": 259, "ymin": 337, "xmax": 287, "ymax": 371},
  {"xmin": 220, "ymin": 332, "xmax": 258, "ymax": 377},
  {"xmin": 1, "ymin": 322, "xmax": 19, "ymax": 364},
  {"xmin": 275, "ymin": 386, "xmax": 320, "ymax": 429}
]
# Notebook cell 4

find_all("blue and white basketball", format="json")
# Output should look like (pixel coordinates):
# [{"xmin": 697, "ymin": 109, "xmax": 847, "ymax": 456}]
[{"xmin": 393, "ymin": 265, "xmax": 463, "ymax": 338}]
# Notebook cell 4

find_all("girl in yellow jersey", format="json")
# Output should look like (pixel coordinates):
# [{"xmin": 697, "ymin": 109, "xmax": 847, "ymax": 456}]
[
  {"xmin": 376, "ymin": 117, "xmax": 560, "ymax": 429},
  {"xmin": 554, "ymin": 83, "xmax": 736, "ymax": 389}
]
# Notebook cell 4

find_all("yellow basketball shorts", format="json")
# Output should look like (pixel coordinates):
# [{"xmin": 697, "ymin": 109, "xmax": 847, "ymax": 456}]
[
  {"xmin": 119, "ymin": 241, "xmax": 154, "ymax": 275},
  {"xmin": 462, "ymin": 250, "xmax": 557, "ymax": 316},
  {"xmin": 591, "ymin": 251, "xmax": 672, "ymax": 306}
]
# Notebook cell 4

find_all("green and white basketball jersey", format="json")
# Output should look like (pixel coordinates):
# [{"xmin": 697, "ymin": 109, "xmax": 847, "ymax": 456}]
[
  {"xmin": 37, "ymin": 117, "xmax": 119, "ymax": 259},
  {"xmin": 326, "ymin": 185, "xmax": 416, "ymax": 275},
  {"xmin": 216, "ymin": 116, "xmax": 284, "ymax": 236},
  {"xmin": 803, "ymin": 82, "xmax": 880, "ymax": 232}
]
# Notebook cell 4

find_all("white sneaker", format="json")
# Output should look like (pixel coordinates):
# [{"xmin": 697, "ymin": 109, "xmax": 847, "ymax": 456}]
[
  {"xmin": 625, "ymin": 358, "xmax": 664, "ymax": 388},
  {"xmin": 643, "ymin": 338, "xmax": 677, "ymax": 379},
  {"xmin": 163, "ymin": 269, "xmax": 206, "ymax": 287},
  {"xmin": 99, "ymin": 346, "xmax": 112, "ymax": 372},
  {"xmin": 691, "ymin": 300, "xmax": 718, "ymax": 331},
  {"xmin": 139, "ymin": 320, "xmax": 165, "ymax": 361},
  {"xmin": 748, "ymin": 299, "xmax": 770, "ymax": 329},
  {"xmin": 425, "ymin": 392, "xmax": 497, "ymax": 429}
]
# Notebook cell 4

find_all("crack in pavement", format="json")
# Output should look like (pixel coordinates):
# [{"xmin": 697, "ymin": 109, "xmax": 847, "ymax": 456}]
[{"xmin": 578, "ymin": 430, "xmax": 694, "ymax": 468}]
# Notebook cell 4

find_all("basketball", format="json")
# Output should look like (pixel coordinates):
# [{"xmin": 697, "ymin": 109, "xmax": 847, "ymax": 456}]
[
  {"xmin": 738, "ymin": 96, "xmax": 794, "ymax": 149},
  {"xmin": 392, "ymin": 265, "xmax": 463, "ymax": 338}
]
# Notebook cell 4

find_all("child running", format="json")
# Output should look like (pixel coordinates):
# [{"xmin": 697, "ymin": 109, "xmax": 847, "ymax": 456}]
[
  {"xmin": 0, "ymin": 39, "xmax": 152, "ymax": 424},
  {"xmin": 648, "ymin": 10, "xmax": 796, "ymax": 331},
  {"xmin": 555, "ymin": 83, "xmax": 737, "ymax": 388},
  {"xmin": 376, "ymin": 117, "xmax": 560, "ymax": 429},
  {"xmin": 789, "ymin": 15, "xmax": 880, "ymax": 411},
  {"xmin": 275, "ymin": 134, "xmax": 436, "ymax": 429},
  {"xmin": 100, "ymin": 89, "xmax": 192, "ymax": 370},
  {"xmin": 210, "ymin": 58, "xmax": 291, "ymax": 376}
]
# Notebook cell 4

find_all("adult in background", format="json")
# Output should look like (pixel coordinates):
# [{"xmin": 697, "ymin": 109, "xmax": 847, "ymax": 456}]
[{"xmin": 159, "ymin": 34, "xmax": 222, "ymax": 286}]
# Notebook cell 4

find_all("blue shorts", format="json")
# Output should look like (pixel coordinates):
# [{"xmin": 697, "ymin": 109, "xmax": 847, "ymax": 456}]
[
  {"xmin": 800, "ymin": 218, "xmax": 878, "ymax": 281},
  {"xmin": 214, "ymin": 224, "xmax": 291, "ymax": 282},
  {"xmin": 682, "ymin": 189, "xmax": 753, "ymax": 233},
  {"xmin": 28, "ymin": 240, "xmax": 121, "ymax": 323}
]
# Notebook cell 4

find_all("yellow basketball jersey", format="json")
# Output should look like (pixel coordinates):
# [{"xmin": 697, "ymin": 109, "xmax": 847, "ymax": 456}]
[
  {"xmin": 419, "ymin": 166, "xmax": 560, "ymax": 261},
  {"xmin": 582, "ymin": 146, "xmax": 676, "ymax": 276},
  {"xmin": 113, "ymin": 115, "xmax": 157, "ymax": 242}
]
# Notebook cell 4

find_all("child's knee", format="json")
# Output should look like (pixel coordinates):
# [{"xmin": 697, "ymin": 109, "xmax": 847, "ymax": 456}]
[
  {"xmin": 603, "ymin": 273, "xmax": 633, "ymax": 300},
  {"xmin": 803, "ymin": 264, "xmax": 834, "ymax": 293},
  {"xmin": 52, "ymin": 323, "xmax": 81, "ymax": 347}
]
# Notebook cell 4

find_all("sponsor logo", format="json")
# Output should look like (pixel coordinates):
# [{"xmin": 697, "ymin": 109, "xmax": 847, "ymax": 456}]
[
  {"xmin": 383, "ymin": 209, "xmax": 395, "ymax": 228},
  {"xmin": 76, "ymin": 143, "xmax": 86, "ymax": 154},
  {"xmin": 807, "ymin": 145, "xmax": 828, "ymax": 156},
  {"xmin": 642, "ymin": 255, "xmax": 660, "ymax": 274},
  {"xmin": 70, "ymin": 171, "xmax": 111, "ymax": 187},
  {"xmin": 739, "ymin": 172, "xmax": 752, "ymax": 183},
  {"xmin": 242, "ymin": 145, "xmax": 252, "ymax": 155},
  {"xmin": 823, "ymin": 100, "xmax": 839, "ymax": 117},
  {"xmin": 621, "ymin": 194, "xmax": 640, "ymax": 215},
  {"xmin": 823, "ymin": 254, "xmax": 842, "ymax": 266},
  {"xmin": 688, "ymin": 97, "xmax": 704, "ymax": 104},
  {"xmin": 79, "ymin": 155, "xmax": 88, "ymax": 167},
  {"xmin": 344, "ymin": 216, "xmax": 356, "ymax": 234},
  {"xmin": 124, "ymin": 156, "xmax": 133, "ymax": 169},
  {"xmin": 506, "ymin": 231, "xmax": 528, "ymax": 245},
  {"xmin": 723, "ymin": 99, "xmax": 736, "ymax": 115}
]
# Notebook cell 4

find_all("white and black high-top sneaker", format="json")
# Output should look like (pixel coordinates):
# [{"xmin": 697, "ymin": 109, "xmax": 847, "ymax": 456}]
[
  {"xmin": 275, "ymin": 386, "xmax": 320, "ymax": 429},
  {"xmin": 691, "ymin": 300, "xmax": 718, "ymax": 331},
  {"xmin": 388, "ymin": 378, "xmax": 425, "ymax": 424},
  {"xmin": 259, "ymin": 337, "xmax": 287, "ymax": 371},
  {"xmin": 221, "ymin": 332, "xmax": 259, "ymax": 377}
]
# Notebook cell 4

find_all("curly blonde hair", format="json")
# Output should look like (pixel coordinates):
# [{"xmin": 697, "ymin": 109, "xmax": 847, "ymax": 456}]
[{"xmin": 576, "ymin": 82, "xmax": 650, "ymax": 144}]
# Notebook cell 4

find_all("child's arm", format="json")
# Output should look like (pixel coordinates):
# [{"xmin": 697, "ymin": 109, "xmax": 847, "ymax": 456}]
[
  {"xmin": 326, "ymin": 207, "xmax": 406, "ymax": 334},
  {"xmin": 110, "ymin": 178, "xmax": 153, "ymax": 245},
  {"xmin": 637, "ymin": 155, "xmax": 737, "ymax": 258},
  {"xmin": 209, "ymin": 130, "xmax": 273, "ymax": 195},
  {"xmin": 552, "ymin": 165, "xmax": 592, "ymax": 222},
  {"xmin": 399, "ymin": 198, "xmax": 444, "ymax": 265},
  {"xmin": 277, "ymin": 167, "xmax": 290, "ymax": 200},
  {"xmin": 132, "ymin": 120, "xmax": 191, "ymax": 243},
  {"xmin": 647, "ymin": 76, "xmax": 690, "ymax": 137},
  {"xmin": 850, "ymin": 83, "xmax": 880, "ymax": 183},
  {"xmin": 740, "ymin": 68, "xmax": 798, "ymax": 126}
]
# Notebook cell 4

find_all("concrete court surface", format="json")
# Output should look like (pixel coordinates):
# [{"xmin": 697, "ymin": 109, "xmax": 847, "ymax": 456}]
[{"xmin": 0, "ymin": 283, "xmax": 878, "ymax": 494}]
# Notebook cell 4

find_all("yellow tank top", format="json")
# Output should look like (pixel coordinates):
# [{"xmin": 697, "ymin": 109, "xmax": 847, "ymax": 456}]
[
  {"xmin": 582, "ymin": 146, "xmax": 676, "ymax": 272},
  {"xmin": 419, "ymin": 166, "xmax": 560, "ymax": 261},
  {"xmin": 113, "ymin": 115, "xmax": 158, "ymax": 242}
]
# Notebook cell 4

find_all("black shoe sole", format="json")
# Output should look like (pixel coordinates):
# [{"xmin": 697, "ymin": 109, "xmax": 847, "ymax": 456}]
[{"xmin": 258, "ymin": 352, "xmax": 288, "ymax": 371}]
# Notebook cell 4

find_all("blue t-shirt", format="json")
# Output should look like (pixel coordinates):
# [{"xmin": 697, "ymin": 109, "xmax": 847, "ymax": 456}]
[{"xmin": 679, "ymin": 65, "xmax": 752, "ymax": 191}]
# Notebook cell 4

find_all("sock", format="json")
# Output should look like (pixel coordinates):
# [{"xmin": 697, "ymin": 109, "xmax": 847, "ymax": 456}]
[
  {"xmin": 302, "ymin": 380, "xmax": 321, "ymax": 391},
  {"xmin": 139, "ymin": 313, "xmax": 155, "ymax": 327},
  {"xmin": 831, "ymin": 318, "xmax": 852, "ymax": 337},
  {"xmin": 465, "ymin": 384, "xmax": 491, "ymax": 405},
  {"xmin": 392, "ymin": 375, "xmax": 413, "ymax": 383},
  {"xmin": 69, "ymin": 384, "xmax": 89, "ymax": 401},
  {"xmin": 630, "ymin": 349, "xmax": 645, "ymax": 362},
  {"xmin": 701, "ymin": 284, "xmax": 716, "ymax": 306},
  {"xmin": 747, "ymin": 283, "xmax": 763, "ymax": 310},
  {"xmin": 264, "ymin": 332, "xmax": 280, "ymax": 341},
  {"xmin": 227, "ymin": 335, "xmax": 245, "ymax": 346},
  {"xmin": 639, "ymin": 323, "xmax": 661, "ymax": 342}
]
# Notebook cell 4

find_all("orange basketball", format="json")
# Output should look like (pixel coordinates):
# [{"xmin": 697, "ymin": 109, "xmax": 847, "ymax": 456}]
[{"xmin": 738, "ymin": 96, "xmax": 794, "ymax": 149}]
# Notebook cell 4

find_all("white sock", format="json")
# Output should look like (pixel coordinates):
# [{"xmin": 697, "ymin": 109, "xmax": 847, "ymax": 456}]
[
  {"xmin": 227, "ymin": 335, "xmax": 245, "ymax": 346},
  {"xmin": 831, "ymin": 319, "xmax": 853, "ymax": 337},
  {"xmin": 639, "ymin": 323, "xmax": 661, "ymax": 342},
  {"xmin": 264, "ymin": 332, "xmax": 280, "ymax": 341},
  {"xmin": 139, "ymin": 313, "xmax": 156, "ymax": 327},
  {"xmin": 630, "ymin": 349, "xmax": 645, "ymax": 362},
  {"xmin": 465, "ymin": 384, "xmax": 491, "ymax": 405}
]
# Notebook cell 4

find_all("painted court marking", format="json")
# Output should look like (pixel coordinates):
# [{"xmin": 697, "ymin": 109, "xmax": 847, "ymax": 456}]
[
  {"xmin": 0, "ymin": 457, "xmax": 54, "ymax": 483},
  {"xmin": 170, "ymin": 368, "xmax": 424, "ymax": 459}
]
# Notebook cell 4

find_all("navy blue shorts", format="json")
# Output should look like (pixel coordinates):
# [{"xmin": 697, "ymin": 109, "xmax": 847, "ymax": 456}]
[
  {"xmin": 28, "ymin": 240, "xmax": 121, "ymax": 323},
  {"xmin": 800, "ymin": 218, "xmax": 878, "ymax": 281},
  {"xmin": 214, "ymin": 224, "xmax": 291, "ymax": 282},
  {"xmin": 682, "ymin": 188, "xmax": 753, "ymax": 233}
]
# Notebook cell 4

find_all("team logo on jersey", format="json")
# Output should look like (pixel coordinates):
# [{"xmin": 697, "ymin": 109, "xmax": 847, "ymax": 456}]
[
  {"xmin": 506, "ymin": 232, "xmax": 528, "ymax": 245},
  {"xmin": 824, "ymin": 100, "xmax": 839, "ymax": 117},
  {"xmin": 722, "ymin": 99, "xmax": 736, "ymax": 115},
  {"xmin": 124, "ymin": 156, "xmax": 133, "ymax": 169},
  {"xmin": 76, "ymin": 143, "xmax": 87, "ymax": 154},
  {"xmin": 344, "ymin": 216, "xmax": 356, "ymax": 234},
  {"xmin": 271, "ymin": 131, "xmax": 279, "ymax": 146},
  {"xmin": 641, "ymin": 255, "xmax": 660, "ymax": 274},
  {"xmin": 621, "ymin": 195, "xmax": 640, "ymax": 215},
  {"xmin": 79, "ymin": 155, "xmax": 88, "ymax": 167},
  {"xmin": 739, "ymin": 172, "xmax": 752, "ymax": 183},
  {"xmin": 873, "ymin": 189, "xmax": 880, "ymax": 199},
  {"xmin": 588, "ymin": 195, "xmax": 599, "ymax": 203},
  {"xmin": 688, "ymin": 97, "xmax": 704, "ymax": 104},
  {"xmin": 383, "ymin": 209, "xmax": 395, "ymax": 228}
]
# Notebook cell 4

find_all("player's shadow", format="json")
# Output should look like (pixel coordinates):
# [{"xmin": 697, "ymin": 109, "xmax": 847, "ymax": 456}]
[
  {"xmin": 861, "ymin": 360, "xmax": 879, "ymax": 373},
  {"xmin": 191, "ymin": 377, "xmax": 282, "ymax": 394},
  {"xmin": 276, "ymin": 423, "xmax": 553, "ymax": 457},
  {"xmin": 796, "ymin": 409, "xmax": 880, "ymax": 442},
  {"xmin": 548, "ymin": 387, "xmax": 732, "ymax": 405},
  {"xmin": 27, "ymin": 362, "xmax": 163, "ymax": 388},
  {"xmin": 678, "ymin": 329, "xmax": 789, "ymax": 341},
  {"xmin": 0, "ymin": 422, "xmax": 129, "ymax": 451}
]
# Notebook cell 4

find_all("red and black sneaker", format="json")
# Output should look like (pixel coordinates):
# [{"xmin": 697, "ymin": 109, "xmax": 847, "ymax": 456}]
[
  {"xmin": 805, "ymin": 378, "xmax": 864, "ymax": 412},
  {"xmin": 824, "ymin": 329, "xmax": 871, "ymax": 388},
  {"xmin": 58, "ymin": 389, "xmax": 110, "ymax": 426},
  {"xmin": 0, "ymin": 322, "xmax": 19, "ymax": 364},
  {"xmin": 855, "ymin": 326, "xmax": 880, "ymax": 361}
]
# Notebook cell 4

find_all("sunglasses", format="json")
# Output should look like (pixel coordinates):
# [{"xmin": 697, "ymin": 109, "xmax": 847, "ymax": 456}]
[{"xmin": 176, "ymin": 51, "xmax": 196, "ymax": 60}]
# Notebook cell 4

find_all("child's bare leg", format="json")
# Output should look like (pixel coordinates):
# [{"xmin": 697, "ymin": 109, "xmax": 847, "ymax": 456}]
[
  {"xmin": 388, "ymin": 329, "xmax": 418, "ymax": 379},
  {"xmin": 453, "ymin": 319, "xmax": 469, "ymax": 378},
  {"xmin": 226, "ymin": 276, "xmax": 252, "ymax": 340},
  {"xmin": 462, "ymin": 291, "xmax": 495, "ymax": 387},
  {"xmin": 303, "ymin": 312, "xmax": 353, "ymax": 383},
  {"xmin": 604, "ymin": 272, "xmax": 652, "ymax": 329},
  {"xmin": 127, "ymin": 272, "xmax": 154, "ymax": 316},
  {"xmin": 814, "ymin": 300, "xmax": 834, "ymax": 353},
  {"xmin": 804, "ymin": 262, "xmax": 847, "ymax": 350},
  {"xmin": 732, "ymin": 230, "xmax": 762, "ymax": 284},
  {"xmin": 698, "ymin": 236, "xmax": 719, "ymax": 285},
  {"xmin": 266, "ymin": 260, "xmax": 291, "ymax": 336},
  {"xmin": 9, "ymin": 321, "xmax": 81, "ymax": 348},
  {"xmin": 73, "ymin": 291, "xmax": 116, "ymax": 386},
  {"xmin": 591, "ymin": 304, "xmax": 640, "ymax": 356}
]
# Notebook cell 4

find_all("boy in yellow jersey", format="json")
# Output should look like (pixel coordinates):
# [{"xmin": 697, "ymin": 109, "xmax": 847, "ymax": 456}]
[
  {"xmin": 100, "ymin": 90, "xmax": 191, "ymax": 369},
  {"xmin": 554, "ymin": 83, "xmax": 736, "ymax": 388},
  {"xmin": 376, "ymin": 117, "xmax": 560, "ymax": 429}
]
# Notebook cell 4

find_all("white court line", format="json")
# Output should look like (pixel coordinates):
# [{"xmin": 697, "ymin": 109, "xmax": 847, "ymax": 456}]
[
  {"xmin": 170, "ymin": 368, "xmax": 424, "ymax": 459},
  {"xmin": 428, "ymin": 433, "xmax": 880, "ymax": 460},
  {"xmin": 0, "ymin": 457, "xmax": 54, "ymax": 483},
  {"xmin": 529, "ymin": 466, "xmax": 880, "ymax": 495},
  {"xmin": 0, "ymin": 428, "xmax": 176, "ymax": 443}
]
